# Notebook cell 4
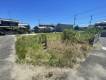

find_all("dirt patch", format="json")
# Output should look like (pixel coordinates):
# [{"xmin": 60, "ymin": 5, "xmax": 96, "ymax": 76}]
[{"xmin": 11, "ymin": 64, "xmax": 72, "ymax": 80}]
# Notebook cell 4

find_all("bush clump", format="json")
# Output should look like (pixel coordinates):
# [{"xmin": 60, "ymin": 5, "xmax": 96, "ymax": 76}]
[
  {"xmin": 62, "ymin": 29, "xmax": 77, "ymax": 42},
  {"xmin": 16, "ymin": 32, "xmax": 91, "ymax": 68}
]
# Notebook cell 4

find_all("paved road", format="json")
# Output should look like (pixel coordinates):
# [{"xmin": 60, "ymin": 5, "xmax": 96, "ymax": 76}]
[
  {"xmin": 100, "ymin": 37, "xmax": 106, "ymax": 47},
  {"xmin": 0, "ymin": 35, "xmax": 15, "ymax": 80},
  {"xmin": 68, "ymin": 37, "xmax": 106, "ymax": 80}
]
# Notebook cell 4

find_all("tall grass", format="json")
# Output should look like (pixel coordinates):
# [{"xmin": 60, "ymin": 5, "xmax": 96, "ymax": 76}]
[{"xmin": 16, "ymin": 33, "xmax": 91, "ymax": 68}]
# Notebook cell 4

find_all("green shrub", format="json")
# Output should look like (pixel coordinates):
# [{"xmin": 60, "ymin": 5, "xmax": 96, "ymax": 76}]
[
  {"xmin": 62, "ymin": 29, "xmax": 77, "ymax": 42},
  {"xmin": 85, "ymin": 27, "xmax": 102, "ymax": 39},
  {"xmin": 16, "ymin": 33, "xmax": 91, "ymax": 68},
  {"xmin": 16, "ymin": 35, "xmax": 43, "ymax": 63}
]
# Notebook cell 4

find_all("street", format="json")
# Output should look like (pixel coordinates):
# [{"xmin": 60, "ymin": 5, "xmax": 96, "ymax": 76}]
[{"xmin": 0, "ymin": 35, "xmax": 15, "ymax": 80}]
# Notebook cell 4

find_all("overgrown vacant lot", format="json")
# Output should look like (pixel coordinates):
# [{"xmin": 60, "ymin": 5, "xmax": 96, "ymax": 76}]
[{"xmin": 16, "ymin": 31, "xmax": 92, "ymax": 68}]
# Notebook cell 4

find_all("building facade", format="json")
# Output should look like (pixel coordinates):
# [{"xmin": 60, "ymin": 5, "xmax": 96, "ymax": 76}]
[
  {"xmin": 95, "ymin": 21, "xmax": 106, "ymax": 30},
  {"xmin": 0, "ymin": 18, "xmax": 29, "ymax": 35},
  {"xmin": 56, "ymin": 24, "xmax": 73, "ymax": 32},
  {"xmin": 38, "ymin": 24, "xmax": 55, "ymax": 32},
  {"xmin": 0, "ymin": 18, "xmax": 19, "ymax": 27}
]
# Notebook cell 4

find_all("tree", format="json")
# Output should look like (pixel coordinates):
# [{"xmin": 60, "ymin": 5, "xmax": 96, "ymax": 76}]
[
  {"xmin": 85, "ymin": 27, "xmax": 102, "ymax": 44},
  {"xmin": 74, "ymin": 25, "xmax": 79, "ymax": 30},
  {"xmin": 33, "ymin": 26, "xmax": 39, "ymax": 33},
  {"xmin": 24, "ymin": 25, "xmax": 31, "ymax": 33}
]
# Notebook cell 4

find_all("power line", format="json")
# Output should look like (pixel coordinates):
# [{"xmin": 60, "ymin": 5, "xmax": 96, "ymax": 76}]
[
  {"xmin": 75, "ymin": 4, "xmax": 106, "ymax": 16},
  {"xmin": 72, "ymin": 4, "xmax": 106, "ymax": 25}
]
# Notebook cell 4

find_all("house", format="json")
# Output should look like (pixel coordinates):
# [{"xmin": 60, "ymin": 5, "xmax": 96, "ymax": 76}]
[
  {"xmin": 0, "ymin": 18, "xmax": 19, "ymax": 27},
  {"xmin": 38, "ymin": 24, "xmax": 55, "ymax": 32},
  {"xmin": 95, "ymin": 21, "xmax": 106, "ymax": 30},
  {"xmin": 0, "ymin": 18, "xmax": 29, "ymax": 35},
  {"xmin": 18, "ymin": 23, "xmax": 30, "ymax": 33},
  {"xmin": 56, "ymin": 23, "xmax": 73, "ymax": 32},
  {"xmin": 19, "ymin": 23, "xmax": 30, "ymax": 28},
  {"xmin": 0, "ymin": 18, "xmax": 19, "ymax": 34}
]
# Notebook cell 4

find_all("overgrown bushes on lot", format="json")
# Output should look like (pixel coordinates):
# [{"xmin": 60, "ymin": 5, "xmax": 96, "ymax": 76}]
[
  {"xmin": 61, "ymin": 28, "xmax": 101, "ymax": 44},
  {"xmin": 16, "ymin": 32, "xmax": 91, "ymax": 68},
  {"xmin": 61, "ymin": 29, "xmax": 88, "ymax": 43},
  {"xmin": 83, "ymin": 27, "xmax": 102, "ymax": 44},
  {"xmin": 47, "ymin": 40, "xmax": 90, "ymax": 68},
  {"xmin": 61, "ymin": 29, "xmax": 77, "ymax": 42}
]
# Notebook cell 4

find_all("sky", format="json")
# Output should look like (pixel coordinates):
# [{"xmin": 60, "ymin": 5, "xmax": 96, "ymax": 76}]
[{"xmin": 0, "ymin": 0, "xmax": 106, "ymax": 27}]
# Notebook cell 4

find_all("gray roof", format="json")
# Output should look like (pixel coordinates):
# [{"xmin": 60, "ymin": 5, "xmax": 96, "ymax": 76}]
[
  {"xmin": 39, "ymin": 24, "xmax": 55, "ymax": 27},
  {"xmin": 19, "ymin": 23, "xmax": 29, "ymax": 26},
  {"xmin": 56, "ymin": 23, "xmax": 73, "ymax": 27},
  {"xmin": 0, "ymin": 18, "xmax": 19, "ymax": 22}
]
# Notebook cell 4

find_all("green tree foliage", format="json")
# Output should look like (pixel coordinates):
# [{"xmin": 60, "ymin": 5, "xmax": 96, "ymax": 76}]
[
  {"xmin": 85, "ymin": 27, "xmax": 102, "ymax": 39},
  {"xmin": 61, "ymin": 28, "xmax": 101, "ymax": 44},
  {"xmin": 33, "ymin": 26, "xmax": 39, "ymax": 33},
  {"xmin": 84, "ymin": 27, "xmax": 102, "ymax": 44},
  {"xmin": 62, "ymin": 29, "xmax": 78, "ymax": 42},
  {"xmin": 74, "ymin": 25, "xmax": 80, "ymax": 30},
  {"xmin": 86, "ymin": 27, "xmax": 101, "ymax": 34},
  {"xmin": 25, "ymin": 25, "xmax": 31, "ymax": 33}
]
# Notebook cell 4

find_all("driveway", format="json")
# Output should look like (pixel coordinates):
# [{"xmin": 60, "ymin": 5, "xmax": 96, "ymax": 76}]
[{"xmin": 0, "ymin": 35, "xmax": 15, "ymax": 80}]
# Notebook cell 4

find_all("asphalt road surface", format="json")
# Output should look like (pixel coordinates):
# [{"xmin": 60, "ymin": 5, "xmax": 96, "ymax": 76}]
[
  {"xmin": 68, "ymin": 37, "xmax": 106, "ymax": 80},
  {"xmin": 0, "ymin": 35, "xmax": 15, "ymax": 80}
]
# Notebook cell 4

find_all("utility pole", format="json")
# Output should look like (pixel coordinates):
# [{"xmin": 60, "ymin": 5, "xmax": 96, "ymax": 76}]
[
  {"xmin": 38, "ymin": 19, "xmax": 40, "ymax": 27},
  {"xmin": 73, "ymin": 15, "xmax": 77, "ymax": 27},
  {"xmin": 89, "ymin": 15, "xmax": 93, "ymax": 25}
]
